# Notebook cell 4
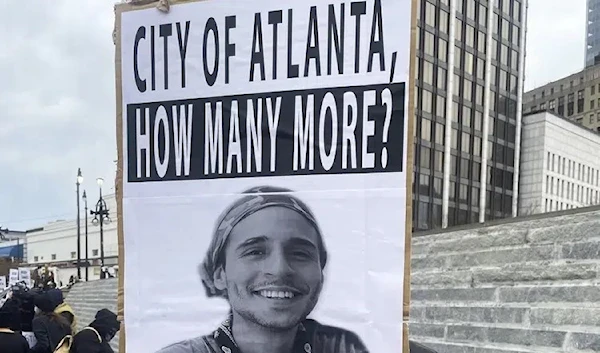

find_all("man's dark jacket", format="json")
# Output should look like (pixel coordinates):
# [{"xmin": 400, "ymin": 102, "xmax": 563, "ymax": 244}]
[{"xmin": 70, "ymin": 309, "xmax": 120, "ymax": 353}]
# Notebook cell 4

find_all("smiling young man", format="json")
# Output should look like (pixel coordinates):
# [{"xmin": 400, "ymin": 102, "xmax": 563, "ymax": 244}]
[{"xmin": 156, "ymin": 186, "xmax": 369, "ymax": 353}]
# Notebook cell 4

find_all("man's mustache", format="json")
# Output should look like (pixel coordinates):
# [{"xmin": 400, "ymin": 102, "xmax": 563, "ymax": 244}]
[{"xmin": 248, "ymin": 279, "xmax": 309, "ymax": 295}]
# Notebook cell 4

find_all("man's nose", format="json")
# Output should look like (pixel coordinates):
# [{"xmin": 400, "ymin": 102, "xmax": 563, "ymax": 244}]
[{"xmin": 263, "ymin": 248, "xmax": 294, "ymax": 276}]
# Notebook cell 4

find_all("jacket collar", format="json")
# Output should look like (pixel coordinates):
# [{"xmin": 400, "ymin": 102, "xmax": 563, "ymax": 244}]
[{"xmin": 212, "ymin": 314, "xmax": 313, "ymax": 353}]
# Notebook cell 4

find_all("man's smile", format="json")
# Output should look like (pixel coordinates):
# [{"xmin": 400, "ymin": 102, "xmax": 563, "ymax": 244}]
[
  {"xmin": 252, "ymin": 285, "xmax": 304, "ymax": 301},
  {"xmin": 257, "ymin": 290, "xmax": 297, "ymax": 299}
]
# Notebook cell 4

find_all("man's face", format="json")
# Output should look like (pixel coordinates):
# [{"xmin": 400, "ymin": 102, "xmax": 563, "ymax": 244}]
[{"xmin": 214, "ymin": 206, "xmax": 324, "ymax": 331}]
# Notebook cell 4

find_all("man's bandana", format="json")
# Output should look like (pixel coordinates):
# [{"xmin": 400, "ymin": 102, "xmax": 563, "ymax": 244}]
[{"xmin": 199, "ymin": 185, "xmax": 328, "ymax": 298}]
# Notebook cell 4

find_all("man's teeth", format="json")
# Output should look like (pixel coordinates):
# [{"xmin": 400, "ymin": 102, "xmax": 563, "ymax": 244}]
[{"xmin": 259, "ymin": 290, "xmax": 295, "ymax": 299}]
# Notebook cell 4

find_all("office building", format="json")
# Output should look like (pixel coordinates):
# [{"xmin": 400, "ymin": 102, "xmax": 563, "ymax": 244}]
[
  {"xmin": 586, "ymin": 0, "xmax": 600, "ymax": 67},
  {"xmin": 0, "ymin": 229, "xmax": 26, "ymax": 260},
  {"xmin": 519, "ymin": 110, "xmax": 600, "ymax": 215},
  {"xmin": 24, "ymin": 193, "xmax": 119, "ymax": 285},
  {"xmin": 413, "ymin": 0, "xmax": 528, "ymax": 231},
  {"xmin": 523, "ymin": 65, "xmax": 600, "ymax": 133}
]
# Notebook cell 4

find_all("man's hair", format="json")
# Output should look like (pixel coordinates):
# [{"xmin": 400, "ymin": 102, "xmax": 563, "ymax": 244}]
[{"xmin": 199, "ymin": 185, "xmax": 328, "ymax": 298}]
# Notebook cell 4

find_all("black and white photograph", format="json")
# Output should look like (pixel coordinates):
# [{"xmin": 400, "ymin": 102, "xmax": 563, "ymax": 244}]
[
  {"xmin": 123, "ymin": 178, "xmax": 406, "ymax": 352},
  {"xmin": 156, "ymin": 185, "xmax": 370, "ymax": 353},
  {"xmin": 116, "ymin": 0, "xmax": 411, "ymax": 351}
]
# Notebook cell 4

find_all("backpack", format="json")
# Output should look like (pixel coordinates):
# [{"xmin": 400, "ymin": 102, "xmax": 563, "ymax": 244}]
[
  {"xmin": 81, "ymin": 326, "xmax": 102, "ymax": 342},
  {"xmin": 53, "ymin": 335, "xmax": 73, "ymax": 353}
]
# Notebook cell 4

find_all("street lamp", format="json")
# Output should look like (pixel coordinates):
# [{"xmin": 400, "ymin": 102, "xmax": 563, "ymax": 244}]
[
  {"xmin": 91, "ymin": 177, "xmax": 111, "ymax": 272},
  {"xmin": 82, "ymin": 190, "xmax": 89, "ymax": 281},
  {"xmin": 76, "ymin": 168, "xmax": 83, "ymax": 280}
]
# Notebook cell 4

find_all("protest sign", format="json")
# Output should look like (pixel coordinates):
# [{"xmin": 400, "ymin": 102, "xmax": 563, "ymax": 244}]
[
  {"xmin": 115, "ymin": 0, "xmax": 415, "ymax": 352},
  {"xmin": 0, "ymin": 275, "xmax": 6, "ymax": 289},
  {"xmin": 8, "ymin": 268, "xmax": 19, "ymax": 286},
  {"xmin": 18, "ymin": 267, "xmax": 32, "ymax": 288}
]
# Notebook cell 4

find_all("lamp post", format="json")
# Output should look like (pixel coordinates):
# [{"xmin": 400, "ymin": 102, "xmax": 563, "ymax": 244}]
[
  {"xmin": 82, "ymin": 190, "xmax": 89, "ymax": 281},
  {"xmin": 76, "ymin": 168, "xmax": 83, "ymax": 280},
  {"xmin": 91, "ymin": 178, "xmax": 111, "ymax": 271}
]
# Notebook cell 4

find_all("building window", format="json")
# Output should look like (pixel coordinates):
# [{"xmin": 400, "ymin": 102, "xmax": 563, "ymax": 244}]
[
  {"xmin": 424, "ymin": 1, "xmax": 436, "ymax": 27},
  {"xmin": 93, "ymin": 249, "xmax": 99, "ymax": 256},
  {"xmin": 421, "ymin": 118, "xmax": 432, "ymax": 141},
  {"xmin": 591, "ymin": 114, "xmax": 595, "ymax": 124},
  {"xmin": 592, "ymin": 100, "xmax": 596, "ymax": 110},
  {"xmin": 461, "ymin": 132, "xmax": 471, "ymax": 153},
  {"xmin": 435, "ymin": 123, "xmax": 445, "ymax": 145},
  {"xmin": 51, "ymin": 254, "xmax": 56, "ymax": 260},
  {"xmin": 436, "ymin": 94, "xmax": 446, "ymax": 116},
  {"xmin": 433, "ymin": 177, "xmax": 442, "ymax": 198},
  {"xmin": 439, "ymin": 9, "xmax": 449, "ymax": 33},
  {"xmin": 434, "ymin": 151, "xmax": 444, "ymax": 172},
  {"xmin": 558, "ymin": 96, "xmax": 565, "ymax": 115},
  {"xmin": 592, "ymin": 85, "xmax": 596, "ymax": 95},
  {"xmin": 421, "ymin": 89, "xmax": 433, "ymax": 113},
  {"xmin": 71, "ymin": 252, "xmax": 76, "ymax": 259},
  {"xmin": 568, "ymin": 93, "xmax": 575, "ymax": 116},
  {"xmin": 438, "ymin": 38, "xmax": 448, "ymax": 62},
  {"xmin": 418, "ymin": 174, "xmax": 430, "ymax": 196},
  {"xmin": 420, "ymin": 147, "xmax": 431, "ymax": 169},
  {"xmin": 34, "ymin": 256, "xmax": 39, "ymax": 262},
  {"xmin": 473, "ymin": 136, "xmax": 482, "ymax": 156},
  {"xmin": 549, "ymin": 99, "xmax": 556, "ymax": 111},
  {"xmin": 577, "ymin": 90, "xmax": 585, "ymax": 113},
  {"xmin": 423, "ymin": 31, "xmax": 435, "ymax": 57},
  {"xmin": 451, "ymin": 128, "xmax": 458, "ymax": 149},
  {"xmin": 540, "ymin": 102, "xmax": 546, "ymax": 109},
  {"xmin": 422, "ymin": 60, "xmax": 434, "ymax": 85}
]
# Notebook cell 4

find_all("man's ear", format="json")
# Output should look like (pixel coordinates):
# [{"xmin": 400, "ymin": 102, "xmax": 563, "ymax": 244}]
[{"xmin": 213, "ymin": 265, "xmax": 227, "ymax": 291}]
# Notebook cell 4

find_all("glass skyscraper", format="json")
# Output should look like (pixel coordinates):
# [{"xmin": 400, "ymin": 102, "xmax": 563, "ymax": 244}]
[
  {"xmin": 413, "ymin": 0, "xmax": 528, "ymax": 231},
  {"xmin": 586, "ymin": 0, "xmax": 600, "ymax": 67}
]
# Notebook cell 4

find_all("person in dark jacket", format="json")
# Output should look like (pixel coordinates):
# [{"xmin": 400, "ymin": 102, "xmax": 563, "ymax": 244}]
[
  {"xmin": 29, "ymin": 292, "xmax": 71, "ymax": 353},
  {"xmin": 70, "ymin": 309, "xmax": 120, "ymax": 353},
  {"xmin": 0, "ymin": 298, "xmax": 30, "ymax": 353},
  {"xmin": 46, "ymin": 289, "xmax": 77, "ymax": 334}
]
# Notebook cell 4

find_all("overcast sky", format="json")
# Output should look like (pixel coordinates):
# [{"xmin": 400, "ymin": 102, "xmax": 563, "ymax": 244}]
[{"xmin": 0, "ymin": 0, "xmax": 588, "ymax": 230}]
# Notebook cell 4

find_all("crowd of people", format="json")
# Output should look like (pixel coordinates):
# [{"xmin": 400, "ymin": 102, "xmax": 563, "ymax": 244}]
[{"xmin": 0, "ymin": 282, "xmax": 120, "ymax": 353}]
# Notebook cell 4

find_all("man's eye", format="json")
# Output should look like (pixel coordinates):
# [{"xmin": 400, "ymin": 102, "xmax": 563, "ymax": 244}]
[
  {"xmin": 244, "ymin": 249, "xmax": 265, "ymax": 256},
  {"xmin": 292, "ymin": 250, "xmax": 312, "ymax": 259}
]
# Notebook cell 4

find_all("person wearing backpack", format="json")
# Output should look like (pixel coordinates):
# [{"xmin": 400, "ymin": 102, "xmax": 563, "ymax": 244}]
[
  {"xmin": 70, "ymin": 309, "xmax": 120, "ymax": 353},
  {"xmin": 29, "ymin": 292, "xmax": 72, "ymax": 353},
  {"xmin": 46, "ymin": 289, "xmax": 77, "ymax": 335}
]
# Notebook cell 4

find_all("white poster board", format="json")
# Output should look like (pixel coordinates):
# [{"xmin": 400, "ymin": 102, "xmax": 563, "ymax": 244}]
[
  {"xmin": 18, "ymin": 267, "xmax": 31, "ymax": 288},
  {"xmin": 0, "ymin": 275, "xmax": 6, "ymax": 289},
  {"xmin": 116, "ymin": 0, "xmax": 412, "ymax": 352},
  {"xmin": 8, "ymin": 268, "xmax": 19, "ymax": 286}
]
